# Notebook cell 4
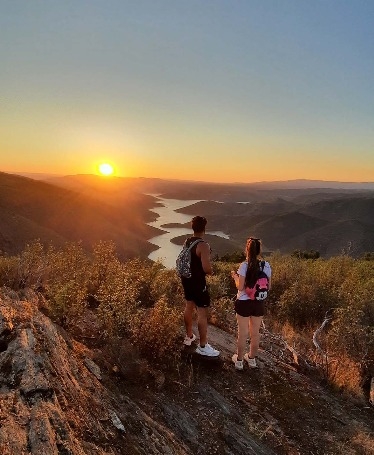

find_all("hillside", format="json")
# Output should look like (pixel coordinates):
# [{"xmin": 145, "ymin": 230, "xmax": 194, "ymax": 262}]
[
  {"xmin": 3, "ymin": 172, "xmax": 374, "ymax": 259},
  {"xmin": 0, "ymin": 290, "xmax": 372, "ymax": 455},
  {"xmin": 0, "ymin": 172, "xmax": 160, "ymax": 258},
  {"xmin": 48, "ymin": 175, "xmax": 374, "ymax": 203},
  {"xmin": 299, "ymin": 197, "xmax": 374, "ymax": 225},
  {"xmin": 175, "ymin": 195, "xmax": 374, "ymax": 258}
]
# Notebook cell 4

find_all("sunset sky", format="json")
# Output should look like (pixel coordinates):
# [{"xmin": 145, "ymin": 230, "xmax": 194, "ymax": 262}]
[{"xmin": 1, "ymin": 1, "xmax": 373, "ymax": 183}]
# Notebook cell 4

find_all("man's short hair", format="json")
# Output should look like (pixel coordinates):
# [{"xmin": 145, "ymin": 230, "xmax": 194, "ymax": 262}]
[{"xmin": 191, "ymin": 216, "xmax": 207, "ymax": 233}]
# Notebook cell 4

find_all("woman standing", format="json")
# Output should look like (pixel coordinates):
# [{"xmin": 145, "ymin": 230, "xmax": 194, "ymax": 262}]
[{"xmin": 231, "ymin": 237, "xmax": 271, "ymax": 370}]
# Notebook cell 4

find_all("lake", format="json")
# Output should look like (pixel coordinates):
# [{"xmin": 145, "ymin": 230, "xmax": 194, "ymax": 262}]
[{"xmin": 147, "ymin": 196, "xmax": 229, "ymax": 269}]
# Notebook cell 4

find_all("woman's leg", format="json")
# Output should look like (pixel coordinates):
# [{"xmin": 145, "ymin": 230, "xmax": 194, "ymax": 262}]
[
  {"xmin": 248, "ymin": 316, "xmax": 263, "ymax": 358},
  {"xmin": 236, "ymin": 314, "xmax": 250, "ymax": 360}
]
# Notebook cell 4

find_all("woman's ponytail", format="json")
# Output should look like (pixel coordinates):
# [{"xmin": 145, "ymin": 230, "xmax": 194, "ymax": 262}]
[{"xmin": 245, "ymin": 238, "xmax": 261, "ymax": 288}]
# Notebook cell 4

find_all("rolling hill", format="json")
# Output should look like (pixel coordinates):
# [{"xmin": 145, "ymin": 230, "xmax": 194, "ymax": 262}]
[
  {"xmin": 174, "ymin": 193, "xmax": 374, "ymax": 258},
  {"xmin": 2, "ymin": 172, "xmax": 374, "ymax": 259},
  {"xmin": 0, "ymin": 172, "xmax": 161, "ymax": 258}
]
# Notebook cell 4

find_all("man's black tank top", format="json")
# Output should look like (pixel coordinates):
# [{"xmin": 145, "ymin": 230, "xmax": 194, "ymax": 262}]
[{"xmin": 181, "ymin": 236, "xmax": 206, "ymax": 290}]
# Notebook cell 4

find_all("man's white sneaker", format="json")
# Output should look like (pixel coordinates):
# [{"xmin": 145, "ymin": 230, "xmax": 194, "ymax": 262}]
[
  {"xmin": 183, "ymin": 333, "xmax": 197, "ymax": 346},
  {"xmin": 195, "ymin": 343, "xmax": 220, "ymax": 357},
  {"xmin": 244, "ymin": 353, "xmax": 258, "ymax": 368},
  {"xmin": 232, "ymin": 354, "xmax": 244, "ymax": 370}
]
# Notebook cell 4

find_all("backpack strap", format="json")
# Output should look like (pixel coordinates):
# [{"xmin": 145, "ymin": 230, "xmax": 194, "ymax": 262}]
[{"xmin": 186, "ymin": 239, "xmax": 204, "ymax": 251}]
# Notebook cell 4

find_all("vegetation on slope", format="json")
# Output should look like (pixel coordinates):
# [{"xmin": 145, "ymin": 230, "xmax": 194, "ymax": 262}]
[{"xmin": 0, "ymin": 241, "xmax": 373, "ymax": 401}]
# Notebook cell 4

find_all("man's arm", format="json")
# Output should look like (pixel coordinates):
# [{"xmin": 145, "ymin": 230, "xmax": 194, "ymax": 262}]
[{"xmin": 198, "ymin": 242, "xmax": 213, "ymax": 275}]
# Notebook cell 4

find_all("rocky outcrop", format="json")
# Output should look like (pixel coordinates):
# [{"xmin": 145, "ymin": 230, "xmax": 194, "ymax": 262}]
[
  {"xmin": 0, "ymin": 293, "xmax": 193, "ymax": 454},
  {"xmin": 1, "ymin": 290, "xmax": 373, "ymax": 455}
]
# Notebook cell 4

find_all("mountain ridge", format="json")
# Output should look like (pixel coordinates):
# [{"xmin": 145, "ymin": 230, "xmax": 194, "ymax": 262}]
[{"xmin": 13, "ymin": 172, "xmax": 374, "ymax": 189}]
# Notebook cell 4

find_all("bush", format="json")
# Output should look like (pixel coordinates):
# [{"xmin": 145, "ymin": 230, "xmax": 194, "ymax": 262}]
[
  {"xmin": 150, "ymin": 268, "xmax": 185, "ymax": 309},
  {"xmin": 264, "ymin": 253, "xmax": 301, "ymax": 306},
  {"xmin": 45, "ymin": 242, "xmax": 90, "ymax": 325},
  {"xmin": 362, "ymin": 252, "xmax": 374, "ymax": 261},
  {"xmin": 291, "ymin": 249, "xmax": 320, "ymax": 259},
  {"xmin": 209, "ymin": 296, "xmax": 236, "ymax": 333},
  {"xmin": 94, "ymin": 259, "xmax": 139, "ymax": 337},
  {"xmin": 3, "ymin": 241, "xmax": 372, "ymax": 395},
  {"xmin": 88, "ymin": 240, "xmax": 121, "ymax": 296},
  {"xmin": 127, "ymin": 258, "xmax": 164, "ymax": 308},
  {"xmin": 0, "ymin": 241, "xmax": 50, "ymax": 290},
  {"xmin": 0, "ymin": 255, "xmax": 19, "ymax": 288},
  {"xmin": 129, "ymin": 296, "xmax": 182, "ymax": 364}
]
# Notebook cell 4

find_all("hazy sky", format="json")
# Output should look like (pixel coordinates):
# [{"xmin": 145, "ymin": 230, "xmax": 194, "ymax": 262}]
[{"xmin": 1, "ymin": 0, "xmax": 373, "ymax": 182}]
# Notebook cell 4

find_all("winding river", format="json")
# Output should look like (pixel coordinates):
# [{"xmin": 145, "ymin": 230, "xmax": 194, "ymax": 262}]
[{"xmin": 147, "ymin": 196, "xmax": 229, "ymax": 269}]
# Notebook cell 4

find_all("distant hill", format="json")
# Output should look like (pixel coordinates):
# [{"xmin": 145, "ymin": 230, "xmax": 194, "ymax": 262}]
[
  {"xmin": 46, "ymin": 175, "xmax": 374, "ymax": 201},
  {"xmin": 174, "ymin": 193, "xmax": 374, "ymax": 258},
  {"xmin": 0, "ymin": 172, "xmax": 161, "ymax": 258},
  {"xmin": 3, "ymin": 172, "xmax": 374, "ymax": 259},
  {"xmin": 16, "ymin": 172, "xmax": 65, "ymax": 180},
  {"xmin": 299, "ymin": 197, "xmax": 374, "ymax": 225},
  {"xmin": 244, "ymin": 178, "xmax": 374, "ymax": 190},
  {"xmin": 281, "ymin": 219, "xmax": 374, "ymax": 257}
]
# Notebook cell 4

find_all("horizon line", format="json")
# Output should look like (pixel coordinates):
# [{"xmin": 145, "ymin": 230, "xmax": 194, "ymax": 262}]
[{"xmin": 2, "ymin": 170, "xmax": 374, "ymax": 186}]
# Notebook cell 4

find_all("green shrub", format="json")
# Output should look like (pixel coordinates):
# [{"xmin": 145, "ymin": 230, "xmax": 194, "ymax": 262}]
[
  {"xmin": 126, "ymin": 258, "xmax": 164, "ymax": 308},
  {"xmin": 329, "ymin": 261, "xmax": 374, "ymax": 368},
  {"xmin": 88, "ymin": 240, "xmax": 121, "ymax": 295},
  {"xmin": 0, "ymin": 241, "xmax": 50, "ymax": 290},
  {"xmin": 3, "ymin": 240, "xmax": 372, "ymax": 394},
  {"xmin": 17, "ymin": 241, "xmax": 48, "ymax": 289},
  {"xmin": 94, "ymin": 260, "xmax": 139, "ymax": 336},
  {"xmin": 45, "ymin": 242, "xmax": 90, "ymax": 325},
  {"xmin": 129, "ymin": 296, "xmax": 182, "ymax": 364},
  {"xmin": 264, "ymin": 253, "xmax": 301, "ymax": 306},
  {"xmin": 209, "ymin": 296, "xmax": 236, "ymax": 333},
  {"xmin": 150, "ymin": 268, "xmax": 184, "ymax": 308},
  {"xmin": 291, "ymin": 249, "xmax": 320, "ymax": 259},
  {"xmin": 0, "ymin": 255, "xmax": 19, "ymax": 288}
]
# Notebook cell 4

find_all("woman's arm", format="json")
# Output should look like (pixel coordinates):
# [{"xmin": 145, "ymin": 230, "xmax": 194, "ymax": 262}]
[
  {"xmin": 231, "ymin": 271, "xmax": 245, "ymax": 291},
  {"xmin": 264, "ymin": 262, "xmax": 272, "ymax": 290}
]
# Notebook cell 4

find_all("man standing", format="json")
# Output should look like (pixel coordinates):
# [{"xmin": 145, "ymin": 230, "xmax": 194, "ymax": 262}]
[{"xmin": 181, "ymin": 216, "xmax": 220, "ymax": 357}]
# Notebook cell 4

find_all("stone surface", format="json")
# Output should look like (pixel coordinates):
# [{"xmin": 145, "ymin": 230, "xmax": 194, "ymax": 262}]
[{"xmin": 0, "ymin": 291, "xmax": 373, "ymax": 455}]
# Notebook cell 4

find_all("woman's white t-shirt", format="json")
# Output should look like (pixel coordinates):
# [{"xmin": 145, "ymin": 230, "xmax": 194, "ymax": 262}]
[{"xmin": 236, "ymin": 260, "xmax": 272, "ymax": 300}]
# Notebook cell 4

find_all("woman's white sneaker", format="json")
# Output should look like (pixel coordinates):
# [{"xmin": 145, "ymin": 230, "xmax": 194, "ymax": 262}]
[
  {"xmin": 195, "ymin": 343, "xmax": 220, "ymax": 357},
  {"xmin": 244, "ymin": 353, "xmax": 258, "ymax": 368},
  {"xmin": 232, "ymin": 354, "xmax": 244, "ymax": 370}
]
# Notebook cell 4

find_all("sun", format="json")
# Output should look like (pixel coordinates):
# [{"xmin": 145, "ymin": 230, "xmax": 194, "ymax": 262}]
[{"xmin": 98, "ymin": 163, "xmax": 114, "ymax": 176}]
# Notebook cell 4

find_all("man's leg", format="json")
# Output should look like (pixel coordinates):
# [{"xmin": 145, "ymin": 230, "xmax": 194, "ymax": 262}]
[
  {"xmin": 196, "ymin": 306, "xmax": 208, "ymax": 346},
  {"xmin": 184, "ymin": 300, "xmax": 196, "ymax": 337}
]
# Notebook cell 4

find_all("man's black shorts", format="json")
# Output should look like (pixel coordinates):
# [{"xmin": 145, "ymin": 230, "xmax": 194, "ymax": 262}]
[{"xmin": 183, "ymin": 286, "xmax": 210, "ymax": 308}]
